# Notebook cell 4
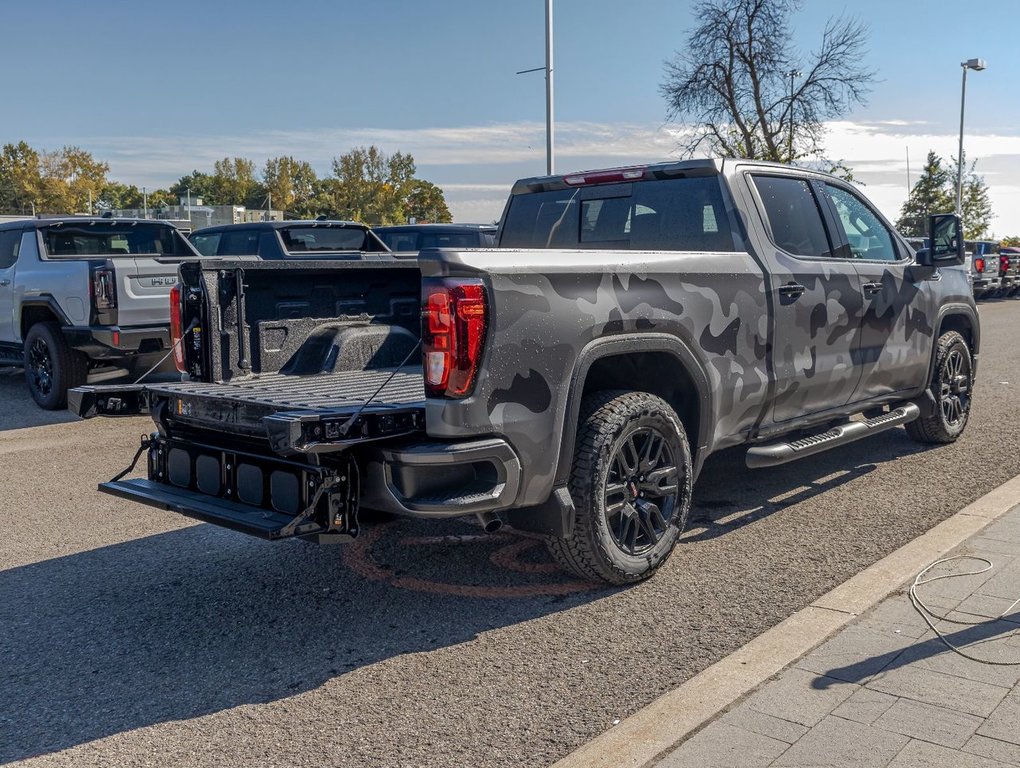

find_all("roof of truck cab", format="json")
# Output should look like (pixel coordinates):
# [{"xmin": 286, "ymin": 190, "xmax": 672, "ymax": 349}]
[
  {"xmin": 508, "ymin": 158, "xmax": 855, "ymax": 194},
  {"xmin": 190, "ymin": 220, "xmax": 367, "ymax": 235},
  {"xmin": 0, "ymin": 217, "xmax": 179, "ymax": 231},
  {"xmin": 374, "ymin": 223, "xmax": 496, "ymax": 232}
]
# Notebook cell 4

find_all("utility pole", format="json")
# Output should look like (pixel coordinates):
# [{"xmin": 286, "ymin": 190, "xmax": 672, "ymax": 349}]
[
  {"xmin": 143, "ymin": 187, "xmax": 148, "ymax": 219},
  {"xmin": 186, "ymin": 187, "xmax": 192, "ymax": 223},
  {"xmin": 906, "ymin": 147, "xmax": 911, "ymax": 194}
]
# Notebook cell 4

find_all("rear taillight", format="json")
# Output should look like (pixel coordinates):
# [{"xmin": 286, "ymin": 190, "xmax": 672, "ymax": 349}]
[
  {"xmin": 1001, "ymin": 255, "xmax": 1010, "ymax": 275},
  {"xmin": 422, "ymin": 279, "xmax": 487, "ymax": 398},
  {"xmin": 169, "ymin": 284, "xmax": 186, "ymax": 372},
  {"xmin": 975, "ymin": 257, "xmax": 985, "ymax": 273},
  {"xmin": 91, "ymin": 268, "xmax": 116, "ymax": 310}
]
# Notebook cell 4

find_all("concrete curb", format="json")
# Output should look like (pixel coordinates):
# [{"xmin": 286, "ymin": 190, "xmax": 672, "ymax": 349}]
[{"xmin": 550, "ymin": 473, "xmax": 1020, "ymax": 768}]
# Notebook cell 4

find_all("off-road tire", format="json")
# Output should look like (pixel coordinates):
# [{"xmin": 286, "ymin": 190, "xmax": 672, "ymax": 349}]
[
  {"xmin": 24, "ymin": 322, "xmax": 88, "ymax": 410},
  {"xmin": 547, "ymin": 390, "xmax": 693, "ymax": 585},
  {"xmin": 905, "ymin": 330, "xmax": 973, "ymax": 444}
]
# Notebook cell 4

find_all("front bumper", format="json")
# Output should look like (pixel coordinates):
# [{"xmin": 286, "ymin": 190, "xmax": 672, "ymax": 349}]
[{"xmin": 63, "ymin": 325, "xmax": 170, "ymax": 359}]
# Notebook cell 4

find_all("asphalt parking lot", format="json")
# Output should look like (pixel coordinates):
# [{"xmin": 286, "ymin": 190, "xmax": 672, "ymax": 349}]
[{"xmin": 2, "ymin": 299, "xmax": 1019, "ymax": 768}]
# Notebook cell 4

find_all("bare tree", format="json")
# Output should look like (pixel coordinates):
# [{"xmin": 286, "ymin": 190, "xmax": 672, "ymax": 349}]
[{"xmin": 661, "ymin": 0, "xmax": 873, "ymax": 164}]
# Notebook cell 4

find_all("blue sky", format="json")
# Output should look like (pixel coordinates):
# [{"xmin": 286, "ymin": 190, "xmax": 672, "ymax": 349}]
[{"xmin": 3, "ymin": 0, "xmax": 1019, "ymax": 232}]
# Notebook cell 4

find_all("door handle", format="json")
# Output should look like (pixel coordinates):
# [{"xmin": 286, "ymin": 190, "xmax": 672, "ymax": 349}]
[
  {"xmin": 0, "ymin": 279, "xmax": 10, "ymax": 286},
  {"xmin": 777, "ymin": 282, "xmax": 806, "ymax": 299},
  {"xmin": 863, "ymin": 282, "xmax": 883, "ymax": 295}
]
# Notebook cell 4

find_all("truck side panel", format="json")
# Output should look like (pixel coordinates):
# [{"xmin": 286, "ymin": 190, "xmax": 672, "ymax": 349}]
[{"xmin": 420, "ymin": 249, "xmax": 770, "ymax": 508}]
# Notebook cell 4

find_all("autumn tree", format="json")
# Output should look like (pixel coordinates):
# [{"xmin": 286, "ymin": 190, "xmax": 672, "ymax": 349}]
[
  {"xmin": 98, "ymin": 181, "xmax": 144, "ymax": 210},
  {"xmin": 404, "ymin": 179, "xmax": 452, "ymax": 223},
  {"xmin": 0, "ymin": 142, "xmax": 45, "ymax": 213},
  {"xmin": 661, "ymin": 0, "xmax": 873, "ymax": 164},
  {"xmin": 262, "ymin": 156, "xmax": 317, "ymax": 214},
  {"xmin": 211, "ymin": 157, "xmax": 261, "ymax": 208},
  {"xmin": 331, "ymin": 146, "xmax": 418, "ymax": 224}
]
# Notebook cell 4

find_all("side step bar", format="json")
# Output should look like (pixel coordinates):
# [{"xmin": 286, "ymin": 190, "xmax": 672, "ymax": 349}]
[{"xmin": 746, "ymin": 403, "xmax": 920, "ymax": 469}]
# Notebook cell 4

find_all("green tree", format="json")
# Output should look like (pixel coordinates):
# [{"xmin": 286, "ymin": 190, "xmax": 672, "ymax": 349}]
[
  {"xmin": 1002, "ymin": 236, "xmax": 1020, "ymax": 247},
  {"xmin": 170, "ymin": 171, "xmax": 218, "ymax": 205},
  {"xmin": 896, "ymin": 151, "xmax": 954, "ymax": 237},
  {"xmin": 404, "ymin": 180, "xmax": 452, "ymax": 223},
  {"xmin": 262, "ymin": 156, "xmax": 318, "ymax": 215},
  {"xmin": 98, "ymin": 181, "xmax": 144, "ymax": 210},
  {"xmin": 661, "ymin": 0, "xmax": 873, "ymax": 163},
  {"xmin": 953, "ymin": 156, "xmax": 993, "ymax": 240}
]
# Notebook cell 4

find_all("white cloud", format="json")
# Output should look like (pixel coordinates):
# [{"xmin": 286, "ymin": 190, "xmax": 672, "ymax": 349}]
[{"xmin": 64, "ymin": 118, "xmax": 1020, "ymax": 234}]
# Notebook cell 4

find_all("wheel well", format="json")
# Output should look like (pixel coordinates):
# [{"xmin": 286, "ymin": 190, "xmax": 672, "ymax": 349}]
[
  {"xmin": 938, "ymin": 313, "xmax": 975, "ymax": 353},
  {"xmin": 581, "ymin": 351, "xmax": 703, "ymax": 456},
  {"xmin": 20, "ymin": 305, "xmax": 60, "ymax": 341}
]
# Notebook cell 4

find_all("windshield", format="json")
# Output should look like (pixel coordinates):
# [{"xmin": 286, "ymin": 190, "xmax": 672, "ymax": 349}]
[
  {"xmin": 378, "ymin": 231, "xmax": 485, "ymax": 252},
  {"xmin": 499, "ymin": 176, "xmax": 734, "ymax": 251},
  {"xmin": 42, "ymin": 223, "xmax": 188, "ymax": 257},
  {"xmin": 280, "ymin": 226, "xmax": 370, "ymax": 253}
]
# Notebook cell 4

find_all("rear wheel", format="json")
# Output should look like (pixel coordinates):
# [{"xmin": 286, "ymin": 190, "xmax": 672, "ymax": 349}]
[
  {"xmin": 547, "ymin": 391, "xmax": 693, "ymax": 585},
  {"xmin": 24, "ymin": 322, "xmax": 88, "ymax": 410},
  {"xmin": 905, "ymin": 330, "xmax": 973, "ymax": 444}
]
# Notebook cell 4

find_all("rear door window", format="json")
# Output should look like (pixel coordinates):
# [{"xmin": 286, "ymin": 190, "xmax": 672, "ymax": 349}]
[
  {"xmin": 751, "ymin": 176, "xmax": 834, "ymax": 258},
  {"xmin": 217, "ymin": 229, "xmax": 260, "ymax": 256},
  {"xmin": 190, "ymin": 232, "xmax": 222, "ymax": 256},
  {"xmin": 0, "ymin": 230, "xmax": 21, "ymax": 269}
]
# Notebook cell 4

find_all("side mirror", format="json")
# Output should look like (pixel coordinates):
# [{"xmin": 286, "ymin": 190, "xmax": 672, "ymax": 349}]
[{"xmin": 919, "ymin": 213, "xmax": 965, "ymax": 267}]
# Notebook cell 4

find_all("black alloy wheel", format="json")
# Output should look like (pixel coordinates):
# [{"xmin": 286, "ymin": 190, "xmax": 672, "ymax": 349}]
[{"xmin": 604, "ymin": 427, "xmax": 680, "ymax": 556}]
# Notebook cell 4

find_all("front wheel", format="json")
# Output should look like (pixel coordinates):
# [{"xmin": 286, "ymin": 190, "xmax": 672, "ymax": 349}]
[
  {"xmin": 547, "ymin": 390, "xmax": 693, "ymax": 585},
  {"xmin": 905, "ymin": 330, "xmax": 973, "ymax": 444}
]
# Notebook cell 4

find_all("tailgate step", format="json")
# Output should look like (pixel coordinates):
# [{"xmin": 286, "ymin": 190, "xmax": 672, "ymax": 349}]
[
  {"xmin": 99, "ymin": 478, "xmax": 323, "ymax": 539},
  {"xmin": 746, "ymin": 403, "xmax": 920, "ymax": 469}
]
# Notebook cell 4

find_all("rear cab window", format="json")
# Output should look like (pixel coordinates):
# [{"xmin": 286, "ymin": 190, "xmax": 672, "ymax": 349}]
[
  {"xmin": 41, "ymin": 223, "xmax": 189, "ymax": 257},
  {"xmin": 499, "ymin": 176, "xmax": 735, "ymax": 251},
  {"xmin": 280, "ymin": 226, "xmax": 369, "ymax": 254}
]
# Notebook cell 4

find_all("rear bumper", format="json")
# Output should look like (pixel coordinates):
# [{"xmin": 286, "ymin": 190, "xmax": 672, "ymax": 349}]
[
  {"xmin": 361, "ymin": 438, "xmax": 522, "ymax": 518},
  {"xmin": 97, "ymin": 431, "xmax": 525, "ymax": 543},
  {"xmin": 63, "ymin": 325, "xmax": 169, "ymax": 358}
]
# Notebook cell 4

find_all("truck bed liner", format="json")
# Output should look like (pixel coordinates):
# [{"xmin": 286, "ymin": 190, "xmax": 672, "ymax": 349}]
[{"xmin": 147, "ymin": 367, "xmax": 425, "ymax": 412}]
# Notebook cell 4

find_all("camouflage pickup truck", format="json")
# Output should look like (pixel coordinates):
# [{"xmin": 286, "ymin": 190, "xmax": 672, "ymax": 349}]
[{"xmin": 72, "ymin": 160, "xmax": 977, "ymax": 585}]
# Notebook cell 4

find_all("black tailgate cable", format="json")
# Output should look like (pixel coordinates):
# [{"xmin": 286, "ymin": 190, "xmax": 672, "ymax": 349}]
[
  {"xmin": 337, "ymin": 339, "xmax": 422, "ymax": 438},
  {"xmin": 279, "ymin": 340, "xmax": 423, "ymax": 536},
  {"xmin": 131, "ymin": 319, "xmax": 199, "ymax": 385},
  {"xmin": 110, "ymin": 434, "xmax": 153, "ymax": 483}
]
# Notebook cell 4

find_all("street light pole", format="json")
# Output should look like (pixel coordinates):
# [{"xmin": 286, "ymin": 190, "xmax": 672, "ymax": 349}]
[
  {"xmin": 516, "ymin": 1, "xmax": 555, "ymax": 175},
  {"xmin": 957, "ymin": 58, "xmax": 987, "ymax": 216},
  {"xmin": 545, "ymin": 0, "xmax": 554, "ymax": 175}
]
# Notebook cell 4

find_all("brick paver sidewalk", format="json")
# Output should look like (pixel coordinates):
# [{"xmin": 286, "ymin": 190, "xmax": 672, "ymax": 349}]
[{"xmin": 657, "ymin": 505, "xmax": 1020, "ymax": 768}]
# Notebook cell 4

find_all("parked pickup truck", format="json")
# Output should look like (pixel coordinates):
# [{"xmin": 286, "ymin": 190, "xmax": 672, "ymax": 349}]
[
  {"xmin": 968, "ymin": 240, "xmax": 1002, "ymax": 299},
  {"xmin": 71, "ymin": 160, "xmax": 977, "ymax": 585},
  {"xmin": 0, "ymin": 218, "xmax": 199, "ymax": 408}
]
